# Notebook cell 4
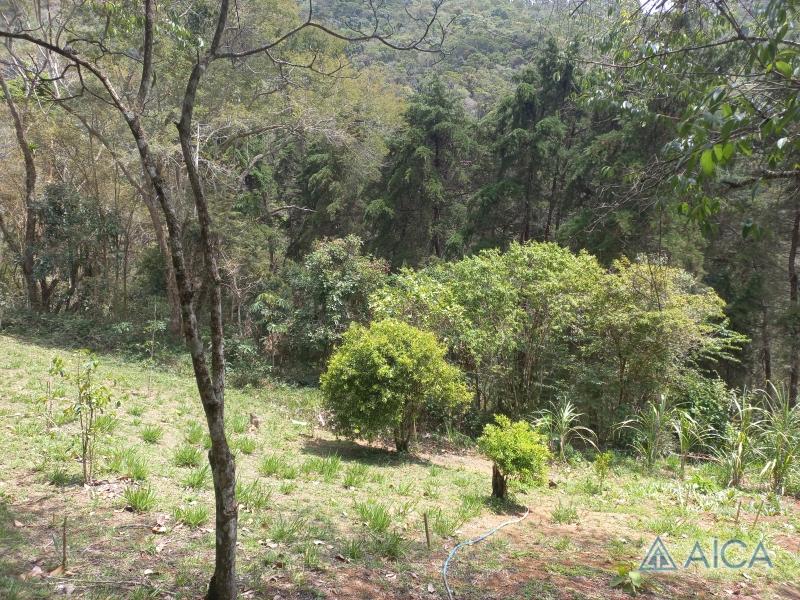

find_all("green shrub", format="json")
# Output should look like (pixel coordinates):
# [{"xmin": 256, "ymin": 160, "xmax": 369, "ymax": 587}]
[
  {"xmin": 672, "ymin": 371, "xmax": 730, "ymax": 441},
  {"xmin": 234, "ymin": 436, "xmax": 257, "ymax": 455},
  {"xmin": 236, "ymin": 479, "xmax": 272, "ymax": 510},
  {"xmin": 141, "ymin": 424, "xmax": 163, "ymax": 445},
  {"xmin": 757, "ymin": 383, "xmax": 800, "ymax": 494},
  {"xmin": 551, "ymin": 501, "xmax": 579, "ymax": 524},
  {"xmin": 174, "ymin": 445, "xmax": 203, "ymax": 468},
  {"xmin": 354, "ymin": 499, "xmax": 392, "ymax": 533},
  {"xmin": 320, "ymin": 319, "xmax": 470, "ymax": 452},
  {"xmin": 269, "ymin": 514, "xmax": 306, "ymax": 542},
  {"xmin": 477, "ymin": 415, "xmax": 550, "ymax": 499},
  {"xmin": 593, "ymin": 451, "xmax": 614, "ymax": 488},
  {"xmin": 343, "ymin": 463, "xmax": 369, "ymax": 488},
  {"xmin": 123, "ymin": 485, "xmax": 156, "ymax": 512},
  {"xmin": 185, "ymin": 422, "xmax": 204, "ymax": 445},
  {"xmin": 183, "ymin": 466, "xmax": 210, "ymax": 490},
  {"xmin": 174, "ymin": 505, "xmax": 209, "ymax": 527},
  {"xmin": 301, "ymin": 455, "xmax": 342, "ymax": 482},
  {"xmin": 259, "ymin": 454, "xmax": 297, "ymax": 479}
]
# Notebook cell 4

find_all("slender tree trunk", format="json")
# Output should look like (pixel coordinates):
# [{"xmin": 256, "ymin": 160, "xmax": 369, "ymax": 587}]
[
  {"xmin": 520, "ymin": 167, "xmax": 534, "ymax": 243},
  {"xmin": 789, "ymin": 204, "xmax": 799, "ymax": 406},
  {"xmin": 760, "ymin": 303, "xmax": 772, "ymax": 386},
  {"xmin": 0, "ymin": 72, "xmax": 40, "ymax": 308},
  {"xmin": 491, "ymin": 464, "xmax": 507, "ymax": 499}
]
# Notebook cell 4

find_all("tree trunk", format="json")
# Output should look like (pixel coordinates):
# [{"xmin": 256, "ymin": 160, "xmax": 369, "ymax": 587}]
[
  {"xmin": 760, "ymin": 303, "xmax": 772, "ymax": 386},
  {"xmin": 0, "ymin": 72, "xmax": 40, "ymax": 309},
  {"xmin": 789, "ymin": 205, "xmax": 799, "ymax": 406},
  {"xmin": 491, "ymin": 464, "xmax": 507, "ymax": 499}
]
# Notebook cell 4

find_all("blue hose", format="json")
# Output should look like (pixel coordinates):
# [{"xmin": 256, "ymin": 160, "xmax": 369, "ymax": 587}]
[{"xmin": 441, "ymin": 507, "xmax": 530, "ymax": 600}]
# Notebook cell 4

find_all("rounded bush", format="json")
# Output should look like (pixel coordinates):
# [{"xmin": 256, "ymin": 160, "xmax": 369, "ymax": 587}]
[
  {"xmin": 478, "ymin": 415, "xmax": 550, "ymax": 498},
  {"xmin": 320, "ymin": 319, "xmax": 470, "ymax": 452}
]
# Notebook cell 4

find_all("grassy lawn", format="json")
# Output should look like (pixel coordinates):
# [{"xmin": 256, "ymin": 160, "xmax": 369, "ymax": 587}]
[{"xmin": 1, "ymin": 333, "xmax": 799, "ymax": 599}]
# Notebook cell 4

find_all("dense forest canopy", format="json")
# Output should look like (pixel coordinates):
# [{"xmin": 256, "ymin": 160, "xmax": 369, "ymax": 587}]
[
  {"xmin": 3, "ymin": 0, "xmax": 799, "ymax": 394},
  {"xmin": 1, "ymin": 0, "xmax": 796, "ymax": 400},
  {"xmin": 3, "ymin": 0, "xmax": 800, "ymax": 597}
]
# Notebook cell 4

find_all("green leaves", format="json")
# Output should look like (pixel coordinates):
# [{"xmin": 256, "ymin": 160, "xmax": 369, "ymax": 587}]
[
  {"xmin": 477, "ymin": 415, "xmax": 550, "ymax": 487},
  {"xmin": 700, "ymin": 148, "xmax": 715, "ymax": 176},
  {"xmin": 320, "ymin": 319, "xmax": 470, "ymax": 452}
]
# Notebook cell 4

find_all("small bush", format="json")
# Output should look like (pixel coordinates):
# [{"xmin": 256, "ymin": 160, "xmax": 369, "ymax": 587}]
[
  {"xmin": 354, "ymin": 500, "xmax": 391, "ymax": 533},
  {"xmin": 174, "ymin": 445, "xmax": 203, "ymax": 468},
  {"xmin": 183, "ymin": 466, "xmax": 210, "ymax": 490},
  {"xmin": 430, "ymin": 508, "xmax": 460, "ymax": 537},
  {"xmin": 185, "ymin": 422, "xmax": 204, "ymax": 445},
  {"xmin": 236, "ymin": 479, "xmax": 272, "ymax": 510},
  {"xmin": 343, "ymin": 463, "xmax": 369, "ymax": 488},
  {"xmin": 301, "ymin": 455, "xmax": 341, "ymax": 482},
  {"xmin": 269, "ymin": 514, "xmax": 306, "ymax": 542},
  {"xmin": 94, "ymin": 414, "xmax": 119, "ymax": 434},
  {"xmin": 125, "ymin": 454, "xmax": 149, "ymax": 481},
  {"xmin": 234, "ymin": 436, "xmax": 257, "ymax": 455},
  {"xmin": 141, "ymin": 425, "xmax": 163, "ymax": 445},
  {"xmin": 301, "ymin": 541, "xmax": 321, "ymax": 569},
  {"xmin": 228, "ymin": 413, "xmax": 248, "ymax": 434},
  {"xmin": 174, "ymin": 505, "xmax": 209, "ymax": 527},
  {"xmin": 370, "ymin": 531, "xmax": 407, "ymax": 560},
  {"xmin": 593, "ymin": 451, "xmax": 614, "ymax": 488},
  {"xmin": 551, "ymin": 502, "xmax": 579, "ymax": 524},
  {"xmin": 123, "ymin": 485, "xmax": 156, "ymax": 512},
  {"xmin": 342, "ymin": 537, "xmax": 365, "ymax": 561},
  {"xmin": 321, "ymin": 319, "xmax": 470, "ymax": 452},
  {"xmin": 477, "ymin": 415, "xmax": 550, "ymax": 499},
  {"xmin": 47, "ymin": 466, "xmax": 74, "ymax": 487},
  {"xmin": 259, "ymin": 454, "xmax": 297, "ymax": 479}
]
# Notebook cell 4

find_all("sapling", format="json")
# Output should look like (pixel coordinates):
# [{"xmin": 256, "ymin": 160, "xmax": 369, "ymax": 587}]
[
  {"xmin": 50, "ymin": 354, "xmax": 114, "ymax": 484},
  {"xmin": 477, "ymin": 415, "xmax": 551, "ymax": 499}
]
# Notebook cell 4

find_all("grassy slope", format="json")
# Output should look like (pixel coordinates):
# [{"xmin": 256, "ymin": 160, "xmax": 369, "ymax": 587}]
[{"xmin": 0, "ymin": 333, "xmax": 798, "ymax": 600}]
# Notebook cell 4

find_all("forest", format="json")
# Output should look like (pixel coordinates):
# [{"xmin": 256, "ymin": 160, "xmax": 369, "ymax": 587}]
[{"xmin": 1, "ymin": 1, "xmax": 800, "ymax": 599}]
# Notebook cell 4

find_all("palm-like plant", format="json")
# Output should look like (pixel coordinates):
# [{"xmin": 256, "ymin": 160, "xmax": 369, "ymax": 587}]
[
  {"xmin": 671, "ymin": 410, "xmax": 711, "ymax": 479},
  {"xmin": 619, "ymin": 395, "xmax": 674, "ymax": 469},
  {"xmin": 714, "ymin": 389, "xmax": 761, "ymax": 488},
  {"xmin": 757, "ymin": 383, "xmax": 800, "ymax": 494},
  {"xmin": 535, "ymin": 397, "xmax": 597, "ymax": 461}
]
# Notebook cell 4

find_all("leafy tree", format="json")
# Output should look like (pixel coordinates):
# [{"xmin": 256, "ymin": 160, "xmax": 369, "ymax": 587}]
[
  {"xmin": 472, "ymin": 39, "xmax": 580, "ymax": 246},
  {"xmin": 374, "ymin": 241, "xmax": 743, "ymax": 435},
  {"xmin": 477, "ymin": 414, "xmax": 550, "ymax": 499},
  {"xmin": 369, "ymin": 77, "xmax": 470, "ymax": 264},
  {"xmin": 252, "ymin": 236, "xmax": 387, "ymax": 375},
  {"xmin": 320, "ymin": 319, "xmax": 470, "ymax": 452}
]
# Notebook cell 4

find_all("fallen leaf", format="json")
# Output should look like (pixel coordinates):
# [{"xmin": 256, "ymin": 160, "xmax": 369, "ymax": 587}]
[
  {"xmin": 13, "ymin": 520, "xmax": 24, "ymax": 528},
  {"xmin": 428, "ymin": 583, "xmax": 436, "ymax": 594},
  {"xmin": 334, "ymin": 554, "xmax": 349, "ymax": 562},
  {"xmin": 143, "ymin": 568, "xmax": 155, "ymax": 576},
  {"xmin": 49, "ymin": 565, "xmax": 64, "ymax": 577}
]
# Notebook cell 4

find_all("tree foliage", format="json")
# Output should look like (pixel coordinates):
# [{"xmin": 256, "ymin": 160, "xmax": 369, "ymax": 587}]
[{"xmin": 320, "ymin": 318, "xmax": 470, "ymax": 451}]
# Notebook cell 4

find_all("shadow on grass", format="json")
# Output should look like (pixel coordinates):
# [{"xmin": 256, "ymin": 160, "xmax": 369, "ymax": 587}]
[
  {"xmin": 483, "ymin": 495, "xmax": 528, "ymax": 517},
  {"xmin": 0, "ymin": 496, "xmax": 66, "ymax": 599},
  {"xmin": 301, "ymin": 436, "xmax": 431, "ymax": 467}
]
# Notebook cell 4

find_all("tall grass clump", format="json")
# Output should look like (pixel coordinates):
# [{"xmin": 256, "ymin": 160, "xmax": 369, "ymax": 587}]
[
  {"xmin": 757, "ymin": 383, "xmax": 800, "ymax": 494},
  {"xmin": 714, "ymin": 390, "xmax": 761, "ymax": 488}
]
